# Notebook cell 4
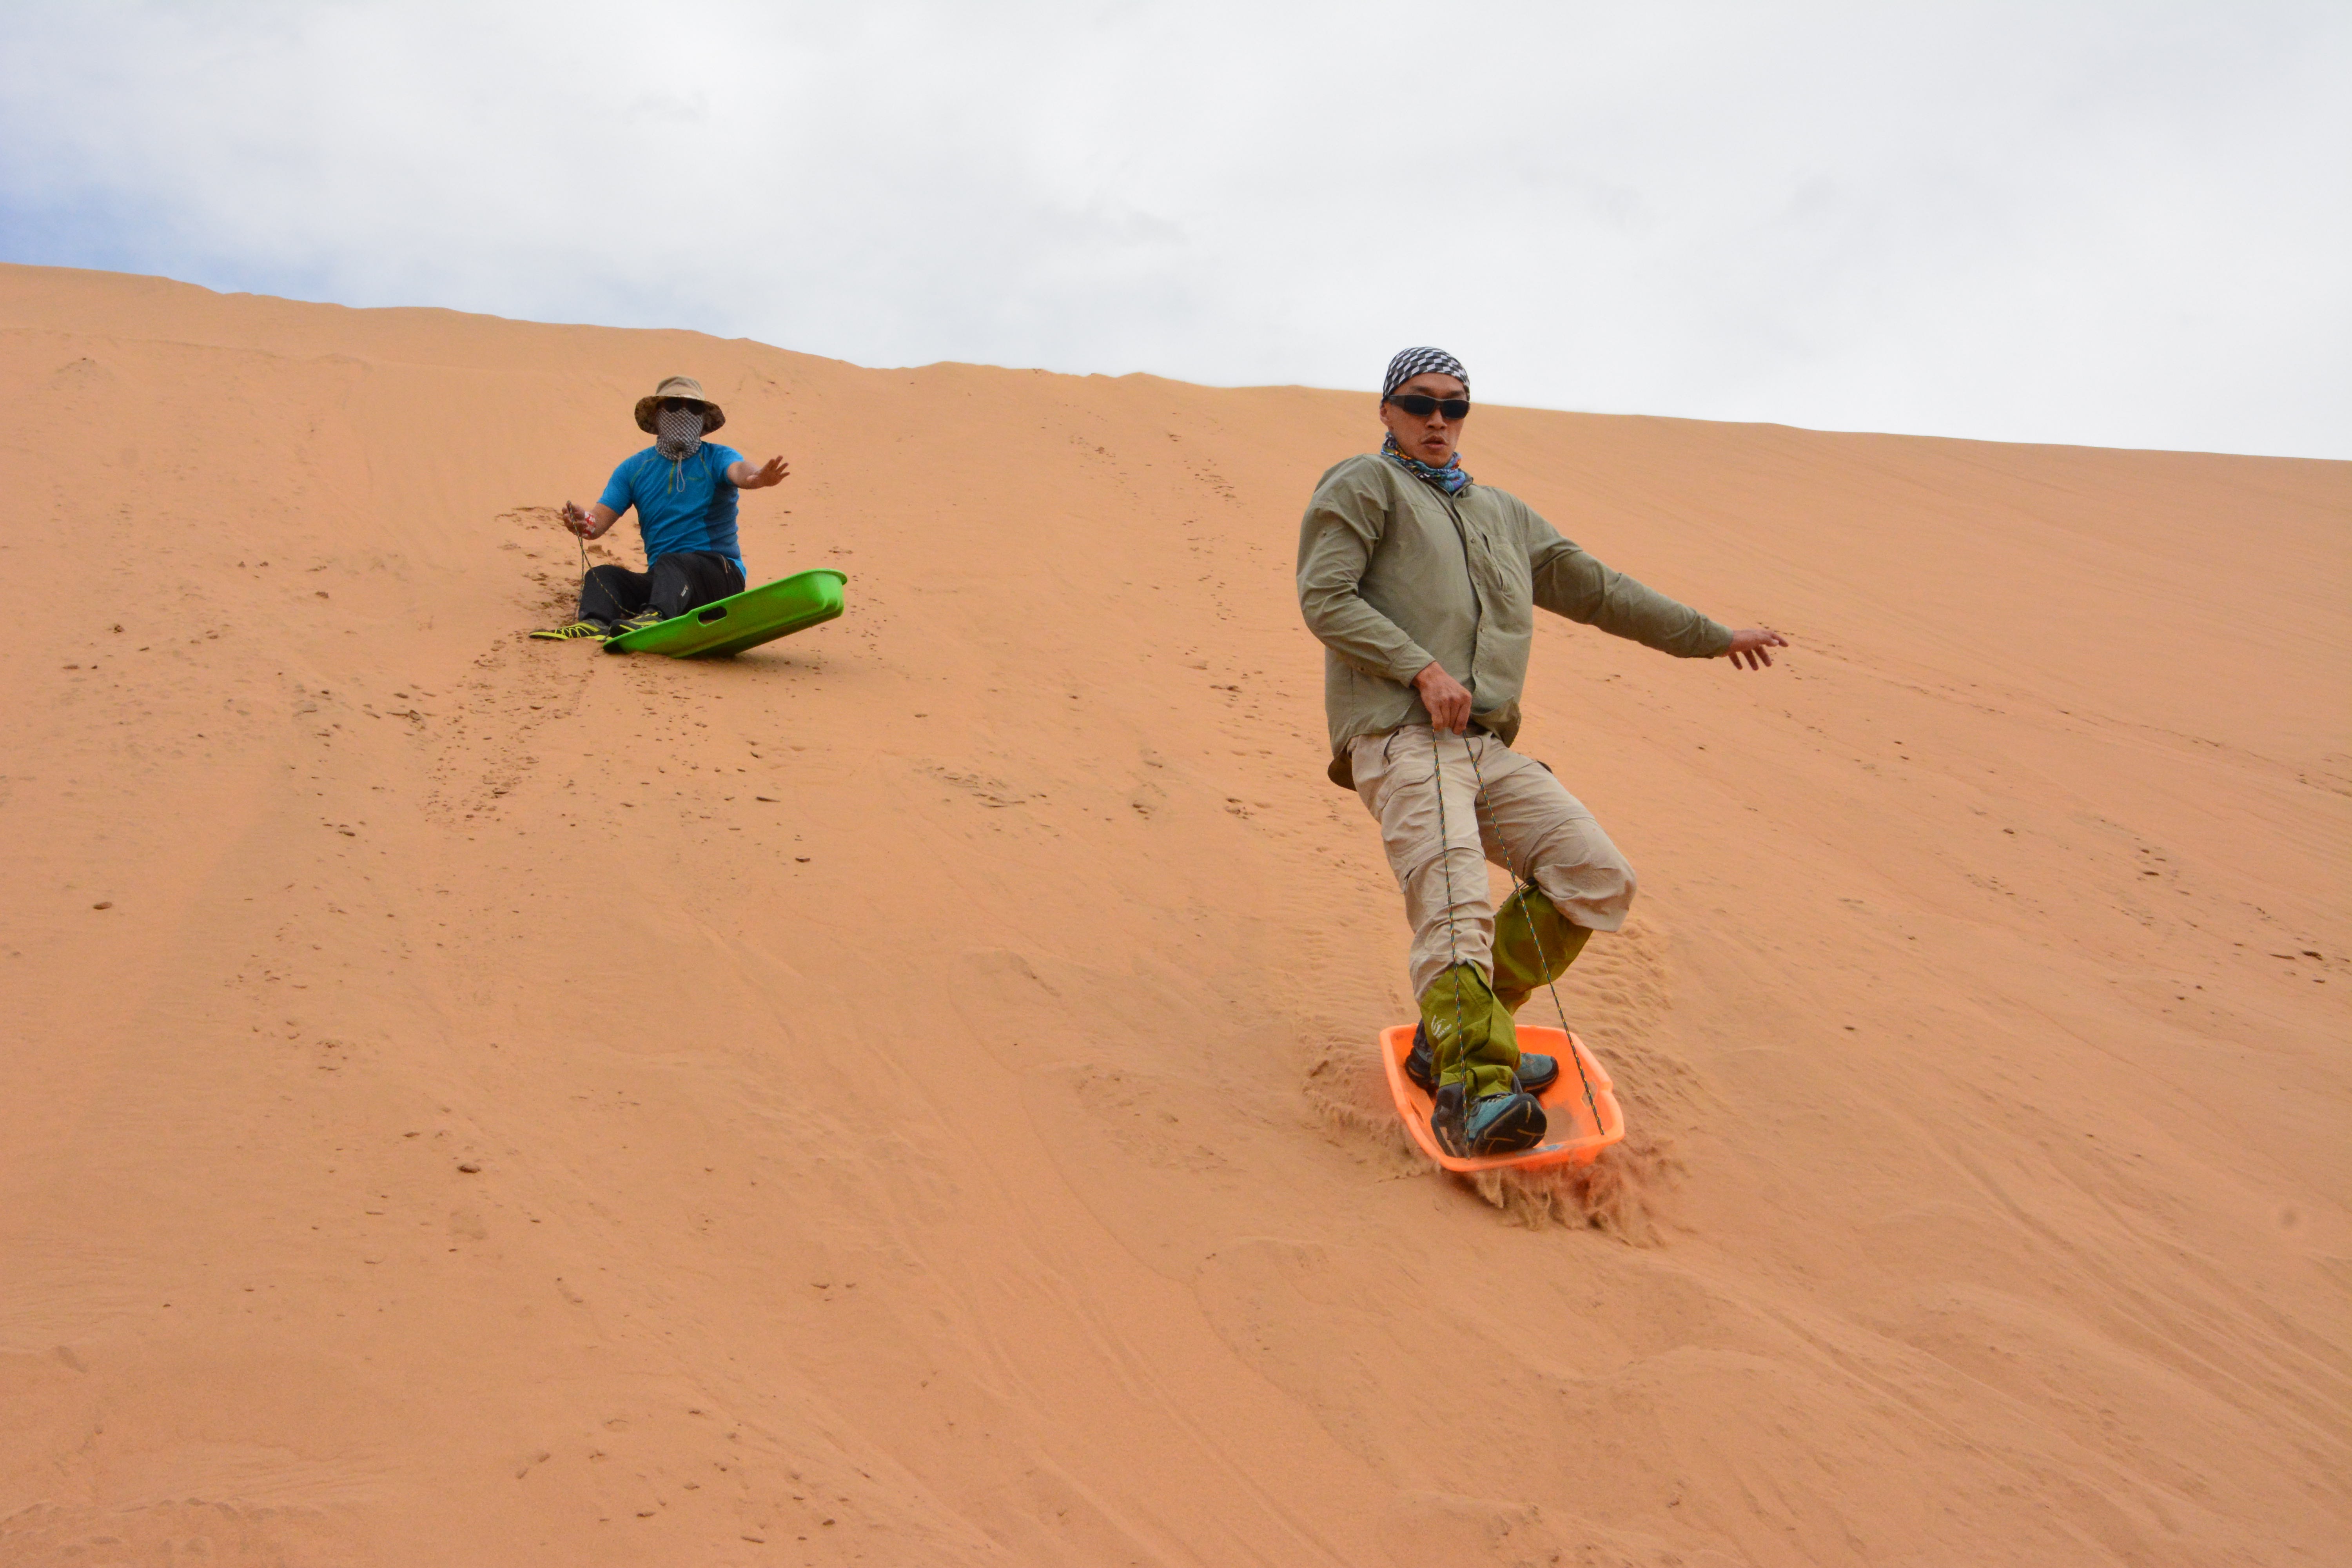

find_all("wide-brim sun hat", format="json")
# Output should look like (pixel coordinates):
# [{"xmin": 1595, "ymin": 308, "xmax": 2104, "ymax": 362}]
[{"xmin": 634, "ymin": 375, "xmax": 726, "ymax": 435}]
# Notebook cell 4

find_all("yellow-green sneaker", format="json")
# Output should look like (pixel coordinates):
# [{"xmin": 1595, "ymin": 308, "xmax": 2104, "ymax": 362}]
[{"xmin": 529, "ymin": 619, "xmax": 610, "ymax": 642}]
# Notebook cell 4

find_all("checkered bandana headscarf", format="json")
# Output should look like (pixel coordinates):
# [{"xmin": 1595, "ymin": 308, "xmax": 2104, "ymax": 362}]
[
  {"xmin": 1380, "ymin": 347, "xmax": 1473, "ymax": 494},
  {"xmin": 654, "ymin": 405, "xmax": 706, "ymax": 461},
  {"xmin": 1381, "ymin": 347, "xmax": 1469, "ymax": 400}
]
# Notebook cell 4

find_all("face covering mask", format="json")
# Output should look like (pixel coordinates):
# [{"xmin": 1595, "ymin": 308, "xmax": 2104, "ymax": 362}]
[{"xmin": 655, "ymin": 405, "xmax": 705, "ymax": 459}]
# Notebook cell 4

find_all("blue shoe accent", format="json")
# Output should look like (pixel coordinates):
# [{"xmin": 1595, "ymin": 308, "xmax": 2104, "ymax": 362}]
[
  {"xmin": 1430, "ymin": 1084, "xmax": 1548, "ymax": 1158},
  {"xmin": 1463, "ymin": 1090, "xmax": 1547, "ymax": 1154}
]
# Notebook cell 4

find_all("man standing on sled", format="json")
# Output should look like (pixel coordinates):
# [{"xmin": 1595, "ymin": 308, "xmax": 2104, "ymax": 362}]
[
  {"xmin": 1297, "ymin": 347, "xmax": 1784, "ymax": 1157},
  {"xmin": 534, "ymin": 375, "xmax": 789, "ymax": 641}
]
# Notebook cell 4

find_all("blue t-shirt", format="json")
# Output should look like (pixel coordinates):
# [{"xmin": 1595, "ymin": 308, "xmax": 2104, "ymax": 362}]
[{"xmin": 598, "ymin": 444, "xmax": 745, "ymax": 573}]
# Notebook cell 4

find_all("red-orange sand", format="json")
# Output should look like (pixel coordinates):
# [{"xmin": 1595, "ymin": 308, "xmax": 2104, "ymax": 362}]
[{"xmin": 2, "ymin": 263, "xmax": 2346, "ymax": 1566}]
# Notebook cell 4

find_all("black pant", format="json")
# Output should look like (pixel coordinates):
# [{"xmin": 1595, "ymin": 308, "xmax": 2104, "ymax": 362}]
[{"xmin": 580, "ymin": 552, "xmax": 744, "ymax": 627}]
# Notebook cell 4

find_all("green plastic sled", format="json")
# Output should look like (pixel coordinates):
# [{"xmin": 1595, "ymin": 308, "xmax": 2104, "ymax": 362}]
[{"xmin": 603, "ymin": 569, "xmax": 847, "ymax": 659}]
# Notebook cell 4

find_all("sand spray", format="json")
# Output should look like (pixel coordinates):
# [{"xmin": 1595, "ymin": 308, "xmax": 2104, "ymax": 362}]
[{"xmin": 1475, "ymin": 1127, "xmax": 1680, "ymax": 1240}]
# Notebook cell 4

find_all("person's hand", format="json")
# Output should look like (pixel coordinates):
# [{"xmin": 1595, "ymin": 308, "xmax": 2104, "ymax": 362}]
[
  {"xmin": 1722, "ymin": 627, "xmax": 1788, "ymax": 670},
  {"xmin": 561, "ymin": 501, "xmax": 609, "ymax": 540},
  {"xmin": 743, "ymin": 455, "xmax": 789, "ymax": 490},
  {"xmin": 1413, "ymin": 661, "xmax": 1474, "ymax": 733}
]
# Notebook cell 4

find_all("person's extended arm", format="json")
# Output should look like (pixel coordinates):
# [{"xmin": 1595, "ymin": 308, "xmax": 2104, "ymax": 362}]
[
  {"xmin": 727, "ymin": 456, "xmax": 790, "ymax": 490},
  {"xmin": 1297, "ymin": 471, "xmax": 1438, "ymax": 688},
  {"xmin": 1522, "ymin": 503, "xmax": 1782, "ymax": 667}
]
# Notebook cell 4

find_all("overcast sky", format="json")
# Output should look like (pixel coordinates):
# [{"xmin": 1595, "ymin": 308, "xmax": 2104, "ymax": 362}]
[{"xmin": 3, "ymin": 0, "xmax": 2345, "ymax": 458}]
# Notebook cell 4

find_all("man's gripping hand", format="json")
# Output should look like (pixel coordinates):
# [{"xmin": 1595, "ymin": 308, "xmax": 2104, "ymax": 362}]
[
  {"xmin": 1413, "ymin": 661, "xmax": 1475, "ymax": 734},
  {"xmin": 1720, "ymin": 628, "xmax": 1788, "ymax": 671},
  {"xmin": 563, "ymin": 501, "xmax": 617, "ymax": 540}
]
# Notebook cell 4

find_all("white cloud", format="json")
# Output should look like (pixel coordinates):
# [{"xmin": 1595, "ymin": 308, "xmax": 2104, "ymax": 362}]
[{"xmin": 3, "ymin": 0, "xmax": 2345, "ymax": 456}]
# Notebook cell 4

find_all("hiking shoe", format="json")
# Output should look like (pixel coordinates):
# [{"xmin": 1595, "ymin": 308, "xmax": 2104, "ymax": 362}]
[
  {"xmin": 529, "ymin": 619, "xmax": 610, "ymax": 642},
  {"xmin": 1466, "ymin": 1088, "xmax": 1548, "ymax": 1154},
  {"xmin": 1430, "ymin": 1083, "xmax": 1549, "ymax": 1158},
  {"xmin": 1407, "ymin": 1022, "xmax": 1558, "ymax": 1098},
  {"xmin": 612, "ymin": 608, "xmax": 665, "ymax": 634}
]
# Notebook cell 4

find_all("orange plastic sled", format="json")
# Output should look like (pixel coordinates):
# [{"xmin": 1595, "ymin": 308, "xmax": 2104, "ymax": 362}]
[{"xmin": 1380, "ymin": 1023, "xmax": 1626, "ymax": 1174}]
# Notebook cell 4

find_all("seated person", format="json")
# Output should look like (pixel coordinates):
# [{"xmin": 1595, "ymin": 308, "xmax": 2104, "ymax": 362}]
[{"xmin": 533, "ymin": 375, "xmax": 789, "ymax": 640}]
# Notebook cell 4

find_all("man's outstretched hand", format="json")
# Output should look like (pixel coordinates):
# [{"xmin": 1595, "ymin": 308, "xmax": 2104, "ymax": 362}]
[
  {"xmin": 1722, "ymin": 628, "xmax": 1788, "ymax": 670},
  {"xmin": 1413, "ymin": 661, "xmax": 1475, "ymax": 733},
  {"xmin": 733, "ymin": 456, "xmax": 790, "ymax": 490}
]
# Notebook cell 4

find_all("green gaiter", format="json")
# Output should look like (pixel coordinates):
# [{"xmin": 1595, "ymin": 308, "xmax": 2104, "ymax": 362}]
[
  {"xmin": 1417, "ymin": 962, "xmax": 1521, "ymax": 1100},
  {"xmin": 1492, "ymin": 885, "xmax": 1592, "ymax": 1011}
]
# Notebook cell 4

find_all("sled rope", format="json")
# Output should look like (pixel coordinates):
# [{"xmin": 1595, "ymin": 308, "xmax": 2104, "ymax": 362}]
[
  {"xmin": 1429, "ymin": 729, "xmax": 1470, "ymax": 1094},
  {"xmin": 1461, "ymin": 731, "xmax": 1602, "ymax": 1128}
]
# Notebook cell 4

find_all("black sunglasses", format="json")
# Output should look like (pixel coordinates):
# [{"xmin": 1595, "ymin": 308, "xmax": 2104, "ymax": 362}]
[
  {"xmin": 658, "ymin": 397, "xmax": 705, "ymax": 413},
  {"xmin": 1385, "ymin": 393, "xmax": 1471, "ymax": 419}
]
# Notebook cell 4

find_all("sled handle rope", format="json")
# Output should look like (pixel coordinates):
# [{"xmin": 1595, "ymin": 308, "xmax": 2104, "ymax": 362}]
[
  {"xmin": 1460, "ymin": 730, "xmax": 1603, "ymax": 1128},
  {"xmin": 1429, "ymin": 729, "xmax": 1471, "ymax": 1093}
]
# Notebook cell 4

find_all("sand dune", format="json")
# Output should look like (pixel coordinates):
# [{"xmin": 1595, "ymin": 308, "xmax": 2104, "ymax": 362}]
[{"xmin": 1, "ymin": 262, "xmax": 2346, "ymax": 1566}]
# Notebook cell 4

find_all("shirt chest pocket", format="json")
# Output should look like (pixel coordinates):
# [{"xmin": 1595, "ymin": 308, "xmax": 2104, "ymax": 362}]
[{"xmin": 1468, "ymin": 518, "xmax": 1531, "ymax": 613}]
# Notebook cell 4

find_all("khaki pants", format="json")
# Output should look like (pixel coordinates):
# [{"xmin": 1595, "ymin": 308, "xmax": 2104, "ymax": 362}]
[{"xmin": 1350, "ymin": 726, "xmax": 1637, "ymax": 1002}]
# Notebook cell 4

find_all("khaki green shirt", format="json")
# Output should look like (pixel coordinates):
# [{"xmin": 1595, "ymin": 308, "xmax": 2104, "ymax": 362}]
[{"xmin": 1297, "ymin": 453, "xmax": 1731, "ymax": 787}]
